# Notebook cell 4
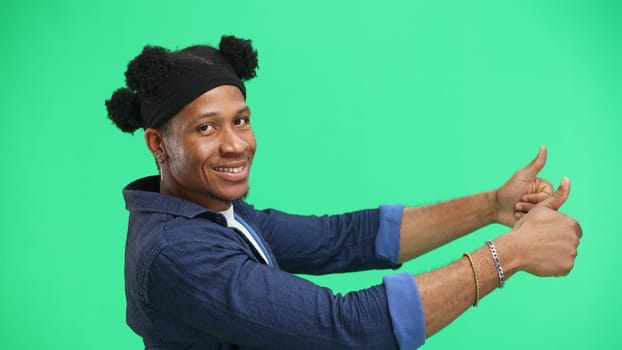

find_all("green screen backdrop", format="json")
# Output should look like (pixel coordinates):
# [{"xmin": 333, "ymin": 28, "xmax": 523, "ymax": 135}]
[{"xmin": 1, "ymin": 0, "xmax": 620, "ymax": 348}]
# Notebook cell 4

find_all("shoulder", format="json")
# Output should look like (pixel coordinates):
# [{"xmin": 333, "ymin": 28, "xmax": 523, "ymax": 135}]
[
  {"xmin": 129, "ymin": 212, "xmax": 242, "ymax": 263},
  {"xmin": 125, "ymin": 211, "xmax": 247, "ymax": 301}
]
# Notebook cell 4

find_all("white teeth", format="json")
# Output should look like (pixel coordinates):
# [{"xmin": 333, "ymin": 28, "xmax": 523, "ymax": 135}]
[{"xmin": 215, "ymin": 166, "xmax": 244, "ymax": 173}]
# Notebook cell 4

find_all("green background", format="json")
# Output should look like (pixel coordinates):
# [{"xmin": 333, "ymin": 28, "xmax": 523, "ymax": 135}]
[{"xmin": 1, "ymin": 0, "xmax": 620, "ymax": 348}]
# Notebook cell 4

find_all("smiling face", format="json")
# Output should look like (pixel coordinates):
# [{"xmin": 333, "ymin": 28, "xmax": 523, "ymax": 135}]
[{"xmin": 150, "ymin": 85, "xmax": 256, "ymax": 211}]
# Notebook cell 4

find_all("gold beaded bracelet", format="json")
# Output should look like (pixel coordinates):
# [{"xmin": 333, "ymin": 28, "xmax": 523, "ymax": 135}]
[{"xmin": 463, "ymin": 252, "xmax": 480, "ymax": 307}]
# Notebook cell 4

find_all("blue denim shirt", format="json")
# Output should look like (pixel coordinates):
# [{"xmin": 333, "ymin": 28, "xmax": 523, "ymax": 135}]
[{"xmin": 123, "ymin": 176, "xmax": 425, "ymax": 349}]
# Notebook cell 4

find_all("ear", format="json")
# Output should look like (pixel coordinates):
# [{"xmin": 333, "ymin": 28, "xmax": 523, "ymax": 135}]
[{"xmin": 144, "ymin": 127, "xmax": 166, "ymax": 158}]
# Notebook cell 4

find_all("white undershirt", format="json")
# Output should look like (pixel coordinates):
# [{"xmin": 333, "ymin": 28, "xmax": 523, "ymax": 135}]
[{"xmin": 219, "ymin": 206, "xmax": 269, "ymax": 264}]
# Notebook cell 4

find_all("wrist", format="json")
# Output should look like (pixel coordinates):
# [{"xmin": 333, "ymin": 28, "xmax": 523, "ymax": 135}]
[
  {"xmin": 489, "ymin": 233, "xmax": 523, "ymax": 279},
  {"xmin": 488, "ymin": 188, "xmax": 517, "ymax": 227},
  {"xmin": 482, "ymin": 190, "xmax": 499, "ymax": 225}
]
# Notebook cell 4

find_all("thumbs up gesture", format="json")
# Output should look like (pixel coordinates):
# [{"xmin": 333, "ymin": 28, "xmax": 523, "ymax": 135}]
[
  {"xmin": 506, "ymin": 177, "xmax": 583, "ymax": 277},
  {"xmin": 494, "ymin": 146, "xmax": 556, "ymax": 227}
]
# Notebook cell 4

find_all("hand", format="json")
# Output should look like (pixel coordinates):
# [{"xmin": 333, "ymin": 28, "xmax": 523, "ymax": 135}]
[
  {"xmin": 494, "ymin": 146, "xmax": 555, "ymax": 227},
  {"xmin": 509, "ymin": 178, "xmax": 582, "ymax": 277}
]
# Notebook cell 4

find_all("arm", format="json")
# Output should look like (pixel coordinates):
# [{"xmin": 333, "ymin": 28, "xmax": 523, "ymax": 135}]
[
  {"xmin": 239, "ymin": 202, "xmax": 403, "ymax": 274},
  {"xmin": 146, "ymin": 179, "xmax": 580, "ymax": 349},
  {"xmin": 243, "ymin": 146, "xmax": 552, "ymax": 271},
  {"xmin": 398, "ymin": 191, "xmax": 496, "ymax": 262},
  {"xmin": 148, "ymin": 238, "xmax": 416, "ymax": 349},
  {"xmin": 416, "ymin": 177, "xmax": 581, "ymax": 337},
  {"xmin": 399, "ymin": 146, "xmax": 554, "ymax": 262}
]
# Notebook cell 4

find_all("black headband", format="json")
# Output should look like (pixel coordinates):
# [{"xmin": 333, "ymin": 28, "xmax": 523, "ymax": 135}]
[{"xmin": 143, "ymin": 64, "xmax": 246, "ymax": 129}]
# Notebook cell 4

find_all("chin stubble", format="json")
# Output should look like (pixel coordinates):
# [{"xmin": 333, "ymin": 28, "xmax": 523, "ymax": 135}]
[{"xmin": 208, "ymin": 188, "xmax": 250, "ymax": 204}]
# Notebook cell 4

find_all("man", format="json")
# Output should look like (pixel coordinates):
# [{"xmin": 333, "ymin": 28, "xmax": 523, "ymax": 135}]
[{"xmin": 106, "ymin": 36, "xmax": 582, "ymax": 349}]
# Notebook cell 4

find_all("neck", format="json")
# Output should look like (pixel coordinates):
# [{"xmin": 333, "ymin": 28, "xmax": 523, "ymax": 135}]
[{"xmin": 159, "ymin": 178, "xmax": 233, "ymax": 212}]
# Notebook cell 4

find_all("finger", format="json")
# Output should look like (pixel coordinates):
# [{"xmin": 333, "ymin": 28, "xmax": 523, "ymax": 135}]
[
  {"xmin": 537, "ymin": 177, "xmax": 571, "ymax": 210},
  {"xmin": 514, "ymin": 211, "xmax": 525, "ymax": 219},
  {"xmin": 539, "ymin": 178, "xmax": 554, "ymax": 195},
  {"xmin": 516, "ymin": 146, "xmax": 547, "ymax": 179},
  {"xmin": 521, "ymin": 192, "xmax": 550, "ymax": 203},
  {"xmin": 514, "ymin": 201, "xmax": 536, "ymax": 212},
  {"xmin": 576, "ymin": 221, "xmax": 583, "ymax": 239}
]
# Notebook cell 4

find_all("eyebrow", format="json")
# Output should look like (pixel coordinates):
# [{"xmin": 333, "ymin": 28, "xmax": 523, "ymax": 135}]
[{"xmin": 197, "ymin": 106, "xmax": 251, "ymax": 119}]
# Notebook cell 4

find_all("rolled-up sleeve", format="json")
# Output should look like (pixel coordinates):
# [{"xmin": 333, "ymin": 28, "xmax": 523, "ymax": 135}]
[
  {"xmin": 375, "ymin": 204, "xmax": 404, "ymax": 265},
  {"xmin": 377, "ymin": 205, "xmax": 426, "ymax": 348},
  {"xmin": 384, "ymin": 272, "xmax": 426, "ymax": 349}
]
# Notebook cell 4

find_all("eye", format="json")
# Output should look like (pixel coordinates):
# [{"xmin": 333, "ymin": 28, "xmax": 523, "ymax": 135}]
[
  {"xmin": 198, "ymin": 124, "xmax": 215, "ymax": 133},
  {"xmin": 234, "ymin": 117, "xmax": 250, "ymax": 126}
]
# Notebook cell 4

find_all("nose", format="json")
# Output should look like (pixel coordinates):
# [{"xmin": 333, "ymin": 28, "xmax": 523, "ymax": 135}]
[{"xmin": 219, "ymin": 126, "xmax": 248, "ymax": 155}]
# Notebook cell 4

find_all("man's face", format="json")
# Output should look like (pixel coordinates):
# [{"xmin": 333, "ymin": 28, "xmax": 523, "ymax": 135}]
[{"xmin": 160, "ymin": 85, "xmax": 256, "ymax": 211}]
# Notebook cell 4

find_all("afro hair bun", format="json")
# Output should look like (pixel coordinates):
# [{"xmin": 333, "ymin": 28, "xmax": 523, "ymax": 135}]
[
  {"xmin": 107, "ymin": 35, "xmax": 259, "ymax": 133},
  {"xmin": 219, "ymin": 35, "xmax": 258, "ymax": 81},
  {"xmin": 105, "ymin": 88, "xmax": 143, "ymax": 133},
  {"xmin": 125, "ymin": 46, "xmax": 172, "ymax": 94}
]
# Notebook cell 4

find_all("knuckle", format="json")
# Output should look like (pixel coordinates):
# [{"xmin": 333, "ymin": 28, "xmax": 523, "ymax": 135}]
[
  {"xmin": 562, "ymin": 216, "xmax": 575, "ymax": 227},
  {"xmin": 561, "ymin": 263, "xmax": 574, "ymax": 275},
  {"xmin": 572, "ymin": 236, "xmax": 580, "ymax": 247}
]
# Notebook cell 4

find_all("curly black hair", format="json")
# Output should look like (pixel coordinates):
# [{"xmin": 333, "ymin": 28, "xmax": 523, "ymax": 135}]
[{"xmin": 105, "ymin": 35, "xmax": 258, "ymax": 134}]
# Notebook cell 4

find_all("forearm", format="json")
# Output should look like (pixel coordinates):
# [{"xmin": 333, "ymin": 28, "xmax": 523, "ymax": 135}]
[
  {"xmin": 415, "ymin": 234, "xmax": 520, "ymax": 337},
  {"xmin": 399, "ymin": 191, "xmax": 497, "ymax": 262}
]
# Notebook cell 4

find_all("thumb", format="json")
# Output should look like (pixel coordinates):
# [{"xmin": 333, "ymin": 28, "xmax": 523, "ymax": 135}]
[
  {"xmin": 518, "ymin": 146, "xmax": 547, "ymax": 178},
  {"xmin": 537, "ymin": 176, "xmax": 571, "ymax": 210}
]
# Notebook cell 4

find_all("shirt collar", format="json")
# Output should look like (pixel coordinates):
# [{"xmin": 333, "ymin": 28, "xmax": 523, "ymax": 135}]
[{"xmin": 122, "ymin": 175, "xmax": 227, "ymax": 226}]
